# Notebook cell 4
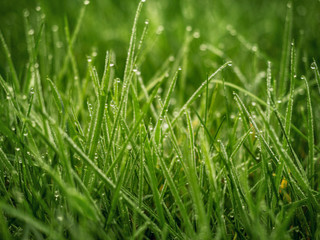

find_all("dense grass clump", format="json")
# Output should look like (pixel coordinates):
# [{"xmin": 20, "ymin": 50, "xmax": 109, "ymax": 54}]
[{"xmin": 0, "ymin": 0, "xmax": 320, "ymax": 239}]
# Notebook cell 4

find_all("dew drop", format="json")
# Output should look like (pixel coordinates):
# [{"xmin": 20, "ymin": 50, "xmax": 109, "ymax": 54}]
[
  {"xmin": 200, "ymin": 44, "xmax": 207, "ymax": 51},
  {"xmin": 84, "ymin": 0, "xmax": 90, "ymax": 5},
  {"xmin": 28, "ymin": 29, "xmax": 34, "ymax": 35},
  {"xmin": 23, "ymin": 9, "xmax": 30, "ymax": 17},
  {"xmin": 193, "ymin": 32, "xmax": 200, "ymax": 39},
  {"xmin": 252, "ymin": 45, "xmax": 258, "ymax": 52},
  {"xmin": 156, "ymin": 25, "xmax": 164, "ymax": 35}
]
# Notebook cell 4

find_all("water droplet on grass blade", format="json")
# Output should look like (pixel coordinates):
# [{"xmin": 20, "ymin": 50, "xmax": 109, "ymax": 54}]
[
  {"xmin": 28, "ymin": 29, "xmax": 34, "ymax": 35},
  {"xmin": 84, "ymin": 0, "xmax": 90, "ymax": 5},
  {"xmin": 193, "ymin": 32, "xmax": 200, "ymax": 38},
  {"xmin": 200, "ymin": 44, "xmax": 207, "ymax": 51}
]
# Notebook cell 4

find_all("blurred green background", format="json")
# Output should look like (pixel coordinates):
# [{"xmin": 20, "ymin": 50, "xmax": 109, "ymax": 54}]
[{"xmin": 1, "ymin": 0, "xmax": 320, "ymax": 92}]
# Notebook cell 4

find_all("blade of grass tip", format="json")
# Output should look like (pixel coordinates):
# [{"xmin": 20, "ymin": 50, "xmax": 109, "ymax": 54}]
[
  {"xmin": 23, "ymin": 22, "xmax": 44, "ymax": 93},
  {"xmin": 311, "ymin": 60, "xmax": 320, "ymax": 95},
  {"xmin": 283, "ymin": 42, "xmax": 296, "ymax": 145},
  {"xmin": 137, "ymin": 73, "xmax": 160, "ymax": 120},
  {"xmin": 57, "ymin": 3, "xmax": 87, "ymax": 82},
  {"xmin": 85, "ymin": 55, "xmax": 111, "ymax": 171},
  {"xmin": 154, "ymin": 70, "xmax": 178, "ymax": 144},
  {"xmin": 185, "ymin": 111, "xmax": 210, "ymax": 239},
  {"xmin": 192, "ymin": 107, "xmax": 225, "ymax": 151},
  {"xmin": 230, "ymin": 127, "xmax": 253, "ymax": 159},
  {"xmin": 105, "ymin": 59, "xmax": 142, "ymax": 166},
  {"xmin": 64, "ymin": 20, "xmax": 80, "ymax": 88},
  {"xmin": 89, "ymin": 64, "xmax": 100, "ymax": 97},
  {"xmin": 121, "ymin": 0, "xmax": 145, "ymax": 115},
  {"xmin": 302, "ymin": 76, "xmax": 315, "ymax": 188},
  {"xmin": 222, "ymin": 76, "xmax": 231, "ymax": 129},
  {"xmin": 266, "ymin": 61, "xmax": 273, "ymax": 129},
  {"xmin": 47, "ymin": 78, "xmax": 65, "ymax": 117},
  {"xmin": 205, "ymin": 74, "xmax": 209, "ymax": 124},
  {"xmin": 0, "ymin": 32, "xmax": 20, "ymax": 92},
  {"xmin": 171, "ymin": 61, "xmax": 232, "ymax": 127},
  {"xmin": 278, "ymin": 2, "xmax": 292, "ymax": 97},
  {"xmin": 233, "ymin": 93, "xmax": 280, "ymax": 165},
  {"xmin": 0, "ymin": 202, "xmax": 59, "ymax": 238},
  {"xmin": 106, "ymin": 80, "xmax": 162, "ymax": 177},
  {"xmin": 101, "ymin": 51, "xmax": 111, "ymax": 96},
  {"xmin": 133, "ymin": 17, "xmax": 149, "ymax": 66},
  {"xmin": 88, "ymin": 87, "xmax": 108, "ymax": 160}
]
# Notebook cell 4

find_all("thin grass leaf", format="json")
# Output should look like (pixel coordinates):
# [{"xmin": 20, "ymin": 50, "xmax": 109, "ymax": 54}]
[
  {"xmin": 302, "ymin": 76, "xmax": 315, "ymax": 188},
  {"xmin": 185, "ymin": 111, "xmax": 210, "ymax": 239},
  {"xmin": 171, "ymin": 61, "xmax": 232, "ymax": 126},
  {"xmin": 278, "ymin": 2, "xmax": 292, "ymax": 97},
  {"xmin": 311, "ymin": 60, "xmax": 320, "ymax": 95},
  {"xmin": 0, "ymin": 32, "xmax": 20, "ymax": 92},
  {"xmin": 154, "ymin": 70, "xmax": 178, "ymax": 144}
]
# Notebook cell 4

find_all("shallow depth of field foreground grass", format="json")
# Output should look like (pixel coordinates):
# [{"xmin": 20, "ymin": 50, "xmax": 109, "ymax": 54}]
[{"xmin": 0, "ymin": 0, "xmax": 320, "ymax": 239}]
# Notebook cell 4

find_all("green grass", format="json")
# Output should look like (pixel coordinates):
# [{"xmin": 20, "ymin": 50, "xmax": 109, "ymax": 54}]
[{"xmin": 0, "ymin": 0, "xmax": 320, "ymax": 239}]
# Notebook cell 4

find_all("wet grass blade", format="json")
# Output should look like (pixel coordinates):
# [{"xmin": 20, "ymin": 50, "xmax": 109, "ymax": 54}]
[
  {"xmin": 0, "ymin": 32, "xmax": 20, "ymax": 92},
  {"xmin": 302, "ymin": 76, "xmax": 314, "ymax": 188}
]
